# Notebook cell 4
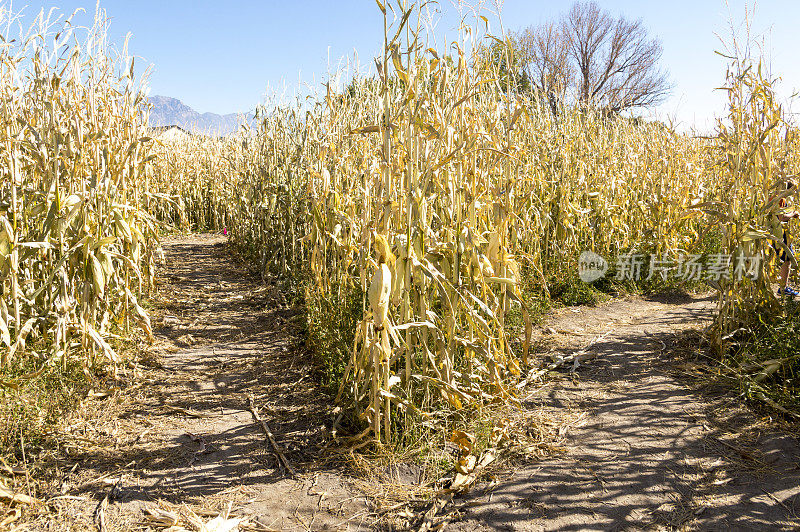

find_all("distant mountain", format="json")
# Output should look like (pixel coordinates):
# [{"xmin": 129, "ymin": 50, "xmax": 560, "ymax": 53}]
[{"xmin": 147, "ymin": 95, "xmax": 254, "ymax": 135}]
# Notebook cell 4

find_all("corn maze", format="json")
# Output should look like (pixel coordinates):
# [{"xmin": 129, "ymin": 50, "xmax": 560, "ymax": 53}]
[{"xmin": 1, "ymin": 1, "xmax": 798, "ymax": 450}]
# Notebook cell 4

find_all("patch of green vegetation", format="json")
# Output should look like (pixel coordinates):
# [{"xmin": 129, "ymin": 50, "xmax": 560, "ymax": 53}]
[
  {"xmin": 377, "ymin": 402, "xmax": 508, "ymax": 486},
  {"xmin": 548, "ymin": 277, "xmax": 609, "ymax": 306},
  {"xmin": 728, "ymin": 301, "xmax": 800, "ymax": 417},
  {"xmin": 303, "ymin": 280, "xmax": 364, "ymax": 391},
  {"xmin": 0, "ymin": 356, "xmax": 92, "ymax": 460},
  {"xmin": 527, "ymin": 270, "xmax": 632, "ymax": 309}
]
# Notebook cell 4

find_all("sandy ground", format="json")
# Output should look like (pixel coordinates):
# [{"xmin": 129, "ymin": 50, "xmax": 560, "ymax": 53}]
[{"xmin": 452, "ymin": 294, "xmax": 800, "ymax": 531}]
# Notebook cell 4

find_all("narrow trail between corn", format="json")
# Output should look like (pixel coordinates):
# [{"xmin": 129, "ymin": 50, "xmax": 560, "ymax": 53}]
[
  {"xmin": 454, "ymin": 294, "xmax": 800, "ymax": 531},
  {"xmin": 43, "ymin": 234, "xmax": 369, "ymax": 531}
]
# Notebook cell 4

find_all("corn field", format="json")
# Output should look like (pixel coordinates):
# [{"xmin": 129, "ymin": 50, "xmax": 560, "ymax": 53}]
[
  {"xmin": 702, "ymin": 53, "xmax": 800, "ymax": 348},
  {"xmin": 0, "ymin": 8, "xmax": 158, "ymax": 373},
  {"xmin": 148, "ymin": 3, "xmax": 720, "ymax": 444},
  {"xmin": 147, "ymin": 132, "xmax": 245, "ymax": 232},
  {"xmin": 3, "ymin": 2, "xmax": 798, "ymax": 442}
]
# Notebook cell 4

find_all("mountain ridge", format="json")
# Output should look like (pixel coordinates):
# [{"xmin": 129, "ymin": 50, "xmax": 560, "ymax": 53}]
[{"xmin": 147, "ymin": 95, "xmax": 254, "ymax": 135}]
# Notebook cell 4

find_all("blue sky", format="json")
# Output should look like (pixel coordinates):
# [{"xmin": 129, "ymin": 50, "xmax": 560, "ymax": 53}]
[{"xmin": 14, "ymin": 1, "xmax": 800, "ymax": 132}]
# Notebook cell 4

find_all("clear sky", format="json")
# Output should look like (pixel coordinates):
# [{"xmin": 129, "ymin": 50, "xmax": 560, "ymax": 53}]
[{"xmin": 12, "ymin": 1, "xmax": 800, "ymax": 132}]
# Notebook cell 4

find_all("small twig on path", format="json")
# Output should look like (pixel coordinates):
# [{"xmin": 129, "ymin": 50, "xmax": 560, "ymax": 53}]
[
  {"xmin": 163, "ymin": 405, "xmax": 216, "ymax": 418},
  {"xmin": 711, "ymin": 436, "xmax": 764, "ymax": 465},
  {"xmin": 761, "ymin": 487, "xmax": 795, "ymax": 516},
  {"xmin": 644, "ymin": 331, "xmax": 667, "ymax": 352},
  {"xmin": 94, "ymin": 493, "xmax": 108, "ymax": 532},
  {"xmin": 521, "ymin": 330, "xmax": 613, "ymax": 385},
  {"xmin": 94, "ymin": 476, "xmax": 121, "ymax": 532},
  {"xmin": 247, "ymin": 394, "xmax": 297, "ymax": 478},
  {"xmin": 47, "ymin": 495, "xmax": 88, "ymax": 502}
]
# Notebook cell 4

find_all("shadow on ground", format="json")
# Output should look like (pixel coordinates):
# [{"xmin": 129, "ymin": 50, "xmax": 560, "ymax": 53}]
[
  {"xmin": 453, "ymin": 295, "xmax": 800, "ymax": 531},
  {"xmin": 35, "ymin": 234, "xmax": 370, "ymax": 531}
]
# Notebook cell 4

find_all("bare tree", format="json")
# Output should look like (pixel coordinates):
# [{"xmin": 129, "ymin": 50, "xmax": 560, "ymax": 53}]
[
  {"xmin": 481, "ymin": 1, "xmax": 669, "ymax": 114},
  {"xmin": 516, "ymin": 21, "xmax": 572, "ymax": 116},
  {"xmin": 561, "ymin": 1, "xmax": 670, "ymax": 113}
]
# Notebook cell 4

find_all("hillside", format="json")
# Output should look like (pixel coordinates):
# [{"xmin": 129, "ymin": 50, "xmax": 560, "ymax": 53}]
[{"xmin": 147, "ymin": 95, "xmax": 254, "ymax": 135}]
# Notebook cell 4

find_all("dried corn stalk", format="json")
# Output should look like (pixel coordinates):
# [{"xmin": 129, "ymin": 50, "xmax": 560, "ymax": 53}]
[
  {"xmin": 0, "ymin": 7, "xmax": 159, "ymax": 370},
  {"xmin": 150, "ymin": 2, "xmax": 719, "ymax": 442}
]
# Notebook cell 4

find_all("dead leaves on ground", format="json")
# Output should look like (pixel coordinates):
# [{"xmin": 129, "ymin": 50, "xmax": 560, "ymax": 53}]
[{"xmin": 143, "ymin": 502, "xmax": 243, "ymax": 532}]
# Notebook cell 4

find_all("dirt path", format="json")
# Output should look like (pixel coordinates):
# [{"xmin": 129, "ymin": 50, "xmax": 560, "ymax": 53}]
[
  {"xmin": 38, "ymin": 234, "xmax": 369, "ymax": 531},
  {"xmin": 453, "ymin": 294, "xmax": 800, "ymax": 531}
]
